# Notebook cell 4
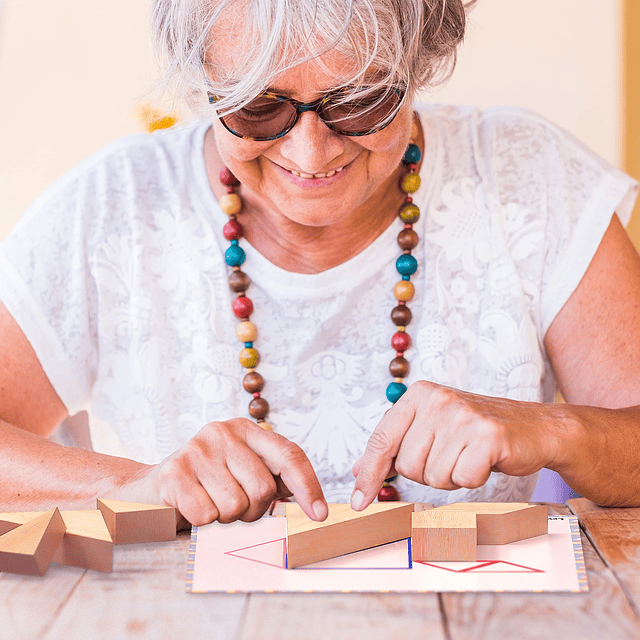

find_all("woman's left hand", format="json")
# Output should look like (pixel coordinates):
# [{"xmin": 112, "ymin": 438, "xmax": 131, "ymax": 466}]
[{"xmin": 350, "ymin": 380, "xmax": 562, "ymax": 510}]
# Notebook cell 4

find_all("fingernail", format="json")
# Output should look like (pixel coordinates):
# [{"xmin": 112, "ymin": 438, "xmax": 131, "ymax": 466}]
[
  {"xmin": 351, "ymin": 490, "xmax": 365, "ymax": 511},
  {"xmin": 312, "ymin": 500, "xmax": 328, "ymax": 521}
]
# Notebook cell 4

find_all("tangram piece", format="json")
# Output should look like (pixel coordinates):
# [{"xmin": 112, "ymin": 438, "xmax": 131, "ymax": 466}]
[
  {"xmin": 97, "ymin": 499, "xmax": 176, "ymax": 544},
  {"xmin": 435, "ymin": 502, "xmax": 548, "ymax": 545},
  {"xmin": 0, "ymin": 510, "xmax": 114, "ymax": 572},
  {"xmin": 270, "ymin": 501, "xmax": 289, "ymax": 517},
  {"xmin": 285, "ymin": 502, "xmax": 414, "ymax": 569},
  {"xmin": 413, "ymin": 502, "xmax": 434, "ymax": 512},
  {"xmin": 0, "ymin": 508, "xmax": 66, "ymax": 576},
  {"xmin": 411, "ymin": 509, "xmax": 477, "ymax": 562}
]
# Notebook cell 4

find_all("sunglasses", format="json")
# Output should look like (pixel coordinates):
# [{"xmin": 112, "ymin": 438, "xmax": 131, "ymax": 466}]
[{"xmin": 208, "ymin": 86, "xmax": 405, "ymax": 141}]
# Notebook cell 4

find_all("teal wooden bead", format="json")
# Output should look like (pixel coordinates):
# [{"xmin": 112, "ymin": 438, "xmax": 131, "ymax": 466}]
[
  {"xmin": 402, "ymin": 275, "xmax": 410, "ymax": 281},
  {"xmin": 244, "ymin": 341, "xmax": 253, "ymax": 348},
  {"xmin": 396, "ymin": 254, "xmax": 418, "ymax": 275},
  {"xmin": 386, "ymin": 381, "xmax": 407, "ymax": 403},
  {"xmin": 403, "ymin": 143, "xmax": 421, "ymax": 164},
  {"xmin": 225, "ymin": 240, "xmax": 246, "ymax": 266}
]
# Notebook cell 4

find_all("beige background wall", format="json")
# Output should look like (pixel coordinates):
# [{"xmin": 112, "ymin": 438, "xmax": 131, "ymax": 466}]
[{"xmin": 0, "ymin": 0, "xmax": 628, "ymax": 241}]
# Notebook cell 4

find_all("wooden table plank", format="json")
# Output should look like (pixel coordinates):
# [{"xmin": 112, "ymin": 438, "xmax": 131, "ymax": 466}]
[
  {"xmin": 568, "ymin": 498, "xmax": 640, "ymax": 616},
  {"xmin": 237, "ymin": 593, "xmax": 447, "ymax": 640},
  {"xmin": 441, "ymin": 504, "xmax": 640, "ymax": 640},
  {"xmin": 40, "ymin": 531, "xmax": 247, "ymax": 640},
  {"xmin": 0, "ymin": 567, "xmax": 84, "ymax": 639}
]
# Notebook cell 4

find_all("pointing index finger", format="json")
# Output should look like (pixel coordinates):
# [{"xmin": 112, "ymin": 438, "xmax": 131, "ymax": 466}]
[
  {"xmin": 244, "ymin": 424, "xmax": 328, "ymax": 521},
  {"xmin": 351, "ymin": 400, "xmax": 415, "ymax": 510}
]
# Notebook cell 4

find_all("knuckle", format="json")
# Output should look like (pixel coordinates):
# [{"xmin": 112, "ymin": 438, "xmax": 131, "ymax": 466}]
[
  {"xmin": 217, "ymin": 494, "xmax": 250, "ymax": 523},
  {"xmin": 365, "ymin": 429, "xmax": 394, "ymax": 457},
  {"xmin": 280, "ymin": 441, "xmax": 308, "ymax": 467}
]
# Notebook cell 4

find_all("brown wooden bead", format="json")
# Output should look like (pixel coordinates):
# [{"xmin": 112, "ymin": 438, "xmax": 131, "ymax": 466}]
[
  {"xmin": 249, "ymin": 397, "xmax": 270, "ymax": 420},
  {"xmin": 389, "ymin": 356, "xmax": 410, "ymax": 378},
  {"xmin": 243, "ymin": 371, "xmax": 264, "ymax": 393},
  {"xmin": 228, "ymin": 270, "xmax": 251, "ymax": 293},
  {"xmin": 397, "ymin": 228, "xmax": 419, "ymax": 250},
  {"xmin": 391, "ymin": 305, "xmax": 412, "ymax": 326}
]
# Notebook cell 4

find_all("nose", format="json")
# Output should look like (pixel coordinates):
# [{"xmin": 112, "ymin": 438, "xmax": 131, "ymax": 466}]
[{"xmin": 277, "ymin": 111, "xmax": 345, "ymax": 174}]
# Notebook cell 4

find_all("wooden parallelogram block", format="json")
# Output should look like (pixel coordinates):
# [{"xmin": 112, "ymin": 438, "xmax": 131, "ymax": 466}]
[
  {"xmin": 0, "ymin": 508, "xmax": 66, "ymax": 576},
  {"xmin": 434, "ymin": 502, "xmax": 548, "ymax": 545},
  {"xmin": 285, "ymin": 502, "xmax": 414, "ymax": 569},
  {"xmin": 0, "ymin": 510, "xmax": 113, "ymax": 573},
  {"xmin": 411, "ymin": 509, "xmax": 477, "ymax": 562},
  {"xmin": 97, "ymin": 499, "xmax": 176, "ymax": 544}
]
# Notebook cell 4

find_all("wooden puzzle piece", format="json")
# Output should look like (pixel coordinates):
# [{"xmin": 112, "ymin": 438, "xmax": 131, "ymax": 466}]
[
  {"xmin": 411, "ymin": 509, "xmax": 477, "ymax": 562},
  {"xmin": 0, "ymin": 509, "xmax": 114, "ymax": 572},
  {"xmin": 97, "ymin": 499, "xmax": 176, "ymax": 544},
  {"xmin": 285, "ymin": 502, "xmax": 414, "ymax": 569},
  {"xmin": 0, "ymin": 508, "xmax": 66, "ymax": 576},
  {"xmin": 434, "ymin": 502, "xmax": 548, "ymax": 545}
]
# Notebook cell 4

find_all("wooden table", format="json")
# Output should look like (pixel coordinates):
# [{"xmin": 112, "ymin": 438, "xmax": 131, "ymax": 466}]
[{"xmin": 2, "ymin": 500, "xmax": 640, "ymax": 640}]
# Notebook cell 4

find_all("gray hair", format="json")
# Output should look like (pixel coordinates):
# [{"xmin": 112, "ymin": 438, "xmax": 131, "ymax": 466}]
[{"xmin": 150, "ymin": 0, "xmax": 472, "ymax": 115}]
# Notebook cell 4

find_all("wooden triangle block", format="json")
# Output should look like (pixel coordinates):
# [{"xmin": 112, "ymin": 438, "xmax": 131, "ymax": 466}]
[
  {"xmin": 285, "ymin": 502, "xmax": 414, "ymax": 569},
  {"xmin": 434, "ymin": 502, "xmax": 548, "ymax": 545},
  {"xmin": 0, "ymin": 509, "xmax": 113, "ymax": 572},
  {"xmin": 97, "ymin": 499, "xmax": 176, "ymax": 544},
  {"xmin": 411, "ymin": 509, "xmax": 477, "ymax": 561},
  {"xmin": 0, "ymin": 508, "xmax": 66, "ymax": 576}
]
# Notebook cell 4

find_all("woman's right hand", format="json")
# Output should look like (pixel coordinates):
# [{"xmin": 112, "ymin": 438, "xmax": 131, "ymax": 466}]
[{"xmin": 139, "ymin": 418, "xmax": 328, "ymax": 529}]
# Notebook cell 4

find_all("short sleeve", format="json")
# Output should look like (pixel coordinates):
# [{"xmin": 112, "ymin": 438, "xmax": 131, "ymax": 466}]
[
  {"xmin": 0, "ymin": 157, "xmax": 107, "ymax": 414},
  {"xmin": 477, "ymin": 107, "xmax": 638, "ymax": 337}
]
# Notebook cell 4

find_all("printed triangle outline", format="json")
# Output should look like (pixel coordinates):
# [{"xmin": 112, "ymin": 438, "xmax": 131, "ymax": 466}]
[
  {"xmin": 415, "ymin": 560, "xmax": 545, "ymax": 573},
  {"xmin": 225, "ymin": 537, "xmax": 286, "ymax": 569}
]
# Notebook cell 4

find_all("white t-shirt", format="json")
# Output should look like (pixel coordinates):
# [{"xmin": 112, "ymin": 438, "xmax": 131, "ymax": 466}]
[{"xmin": 0, "ymin": 104, "xmax": 637, "ymax": 504}]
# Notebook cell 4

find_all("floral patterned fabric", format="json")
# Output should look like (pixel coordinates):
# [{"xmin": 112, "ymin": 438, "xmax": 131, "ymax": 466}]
[{"xmin": 0, "ymin": 104, "xmax": 637, "ymax": 504}]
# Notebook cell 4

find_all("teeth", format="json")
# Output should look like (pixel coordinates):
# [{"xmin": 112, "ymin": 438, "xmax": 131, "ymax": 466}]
[{"xmin": 289, "ymin": 166, "xmax": 344, "ymax": 179}]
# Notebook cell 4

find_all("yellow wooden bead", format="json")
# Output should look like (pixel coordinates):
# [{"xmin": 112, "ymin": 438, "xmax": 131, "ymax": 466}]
[
  {"xmin": 394, "ymin": 280, "xmax": 415, "ymax": 301},
  {"xmin": 236, "ymin": 320, "xmax": 257, "ymax": 342},
  {"xmin": 399, "ymin": 203, "xmax": 420, "ymax": 223},
  {"xmin": 258, "ymin": 421, "xmax": 273, "ymax": 431},
  {"xmin": 220, "ymin": 193, "xmax": 242, "ymax": 216},
  {"xmin": 401, "ymin": 174, "xmax": 421, "ymax": 193},
  {"xmin": 398, "ymin": 326, "xmax": 405, "ymax": 332},
  {"xmin": 239, "ymin": 347, "xmax": 259, "ymax": 368},
  {"xmin": 394, "ymin": 377, "xmax": 404, "ymax": 384}
]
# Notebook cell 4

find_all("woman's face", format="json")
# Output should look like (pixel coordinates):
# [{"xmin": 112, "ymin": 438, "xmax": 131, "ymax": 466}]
[{"xmin": 211, "ymin": 51, "xmax": 415, "ymax": 227}]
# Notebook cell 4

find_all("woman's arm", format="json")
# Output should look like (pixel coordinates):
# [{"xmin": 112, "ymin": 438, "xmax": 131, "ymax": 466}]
[
  {"xmin": 0, "ymin": 302, "xmax": 328, "ymax": 524},
  {"xmin": 351, "ymin": 214, "xmax": 640, "ymax": 509}
]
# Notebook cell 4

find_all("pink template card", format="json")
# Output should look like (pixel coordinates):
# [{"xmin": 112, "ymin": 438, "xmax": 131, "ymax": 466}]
[{"xmin": 186, "ymin": 515, "xmax": 587, "ymax": 593}]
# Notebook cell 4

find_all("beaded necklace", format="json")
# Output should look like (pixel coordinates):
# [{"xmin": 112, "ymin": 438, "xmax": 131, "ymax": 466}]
[{"xmin": 218, "ymin": 128, "xmax": 422, "ymax": 503}]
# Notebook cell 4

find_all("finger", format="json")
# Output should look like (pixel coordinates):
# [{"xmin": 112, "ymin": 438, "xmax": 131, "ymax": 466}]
[
  {"xmin": 393, "ymin": 403, "xmax": 436, "ymax": 483},
  {"xmin": 350, "ymin": 397, "xmax": 416, "ymax": 511},
  {"xmin": 174, "ymin": 480, "xmax": 220, "ymax": 527},
  {"xmin": 196, "ymin": 463, "xmax": 250, "ymax": 523},
  {"xmin": 225, "ymin": 448, "xmax": 278, "ymax": 522},
  {"xmin": 243, "ymin": 424, "xmax": 328, "ymax": 521},
  {"xmin": 450, "ymin": 443, "xmax": 494, "ymax": 489},
  {"xmin": 423, "ymin": 428, "xmax": 464, "ymax": 490}
]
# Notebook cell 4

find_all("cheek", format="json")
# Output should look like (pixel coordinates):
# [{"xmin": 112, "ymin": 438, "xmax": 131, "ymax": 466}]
[{"xmin": 212, "ymin": 121, "xmax": 273, "ymax": 165}]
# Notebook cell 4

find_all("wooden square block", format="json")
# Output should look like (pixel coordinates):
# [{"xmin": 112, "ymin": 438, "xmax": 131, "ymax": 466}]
[
  {"xmin": 97, "ymin": 499, "xmax": 176, "ymax": 544},
  {"xmin": 0, "ymin": 508, "xmax": 66, "ymax": 576},
  {"xmin": 411, "ymin": 509, "xmax": 477, "ymax": 562},
  {"xmin": 435, "ymin": 502, "xmax": 548, "ymax": 545},
  {"xmin": 0, "ymin": 509, "xmax": 113, "ymax": 572},
  {"xmin": 285, "ymin": 502, "xmax": 414, "ymax": 569}
]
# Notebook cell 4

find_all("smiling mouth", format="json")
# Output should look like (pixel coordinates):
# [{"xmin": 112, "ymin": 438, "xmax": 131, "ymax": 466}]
[{"xmin": 286, "ymin": 166, "xmax": 346, "ymax": 179}]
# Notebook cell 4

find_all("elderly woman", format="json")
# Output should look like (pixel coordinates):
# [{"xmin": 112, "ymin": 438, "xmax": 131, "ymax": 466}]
[{"xmin": 0, "ymin": 0, "xmax": 639, "ymax": 528}]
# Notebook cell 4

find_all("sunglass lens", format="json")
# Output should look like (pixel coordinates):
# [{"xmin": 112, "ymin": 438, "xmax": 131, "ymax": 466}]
[
  {"xmin": 221, "ymin": 96, "xmax": 297, "ymax": 140},
  {"xmin": 322, "ymin": 89, "xmax": 402, "ymax": 135}
]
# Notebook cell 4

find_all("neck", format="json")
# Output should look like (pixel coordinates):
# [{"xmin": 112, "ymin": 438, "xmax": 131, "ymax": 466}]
[{"xmin": 204, "ymin": 126, "xmax": 424, "ymax": 274}]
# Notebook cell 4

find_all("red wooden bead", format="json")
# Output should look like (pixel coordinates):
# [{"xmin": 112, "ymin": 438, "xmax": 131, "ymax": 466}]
[
  {"xmin": 391, "ymin": 331, "xmax": 411, "ymax": 352},
  {"xmin": 232, "ymin": 295, "xmax": 253, "ymax": 318},
  {"xmin": 252, "ymin": 392, "xmax": 261, "ymax": 398},
  {"xmin": 220, "ymin": 167, "xmax": 239, "ymax": 186},
  {"xmin": 396, "ymin": 351, "xmax": 404, "ymax": 358},
  {"xmin": 378, "ymin": 485, "xmax": 399, "ymax": 501},
  {"xmin": 223, "ymin": 219, "xmax": 244, "ymax": 241}
]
